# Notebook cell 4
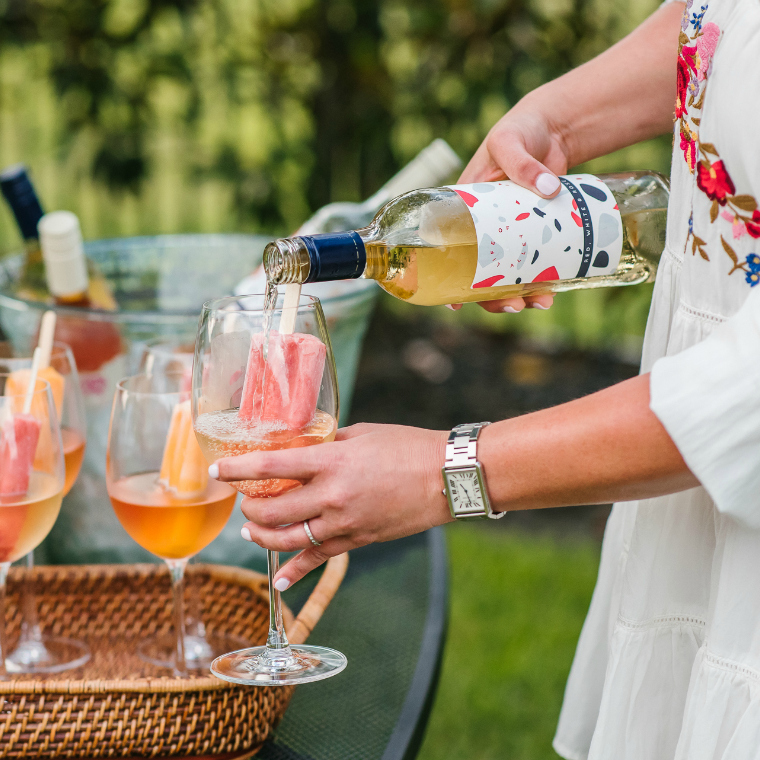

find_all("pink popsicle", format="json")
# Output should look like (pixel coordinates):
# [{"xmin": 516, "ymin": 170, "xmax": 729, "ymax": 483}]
[
  {"xmin": 238, "ymin": 332, "xmax": 326, "ymax": 429},
  {"xmin": 0, "ymin": 413, "xmax": 42, "ymax": 499}
]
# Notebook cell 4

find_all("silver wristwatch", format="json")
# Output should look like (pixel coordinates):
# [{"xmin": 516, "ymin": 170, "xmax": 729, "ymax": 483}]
[{"xmin": 442, "ymin": 422, "xmax": 503, "ymax": 520}]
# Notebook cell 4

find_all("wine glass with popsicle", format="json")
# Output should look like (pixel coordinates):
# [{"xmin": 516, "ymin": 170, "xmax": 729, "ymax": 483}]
[
  {"xmin": 106, "ymin": 373, "xmax": 238, "ymax": 676},
  {"xmin": 0, "ymin": 352, "xmax": 66, "ymax": 679},
  {"xmin": 2, "ymin": 312, "xmax": 89, "ymax": 673},
  {"xmin": 137, "ymin": 340, "xmax": 247, "ymax": 669},
  {"xmin": 192, "ymin": 287, "xmax": 347, "ymax": 685}
]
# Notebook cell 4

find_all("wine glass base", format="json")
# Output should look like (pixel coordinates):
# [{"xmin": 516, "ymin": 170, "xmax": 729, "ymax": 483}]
[
  {"xmin": 138, "ymin": 632, "xmax": 250, "ymax": 671},
  {"xmin": 211, "ymin": 645, "xmax": 347, "ymax": 686},
  {"xmin": 5, "ymin": 636, "xmax": 90, "ymax": 674}
]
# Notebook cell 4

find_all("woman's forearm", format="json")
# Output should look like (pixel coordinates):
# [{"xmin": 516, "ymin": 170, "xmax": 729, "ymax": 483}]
[
  {"xmin": 482, "ymin": 373, "xmax": 697, "ymax": 512},
  {"xmin": 519, "ymin": 2, "xmax": 684, "ymax": 168}
]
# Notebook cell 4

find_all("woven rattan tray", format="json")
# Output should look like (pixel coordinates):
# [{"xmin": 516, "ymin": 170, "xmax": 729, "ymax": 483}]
[{"xmin": 0, "ymin": 555, "xmax": 348, "ymax": 759}]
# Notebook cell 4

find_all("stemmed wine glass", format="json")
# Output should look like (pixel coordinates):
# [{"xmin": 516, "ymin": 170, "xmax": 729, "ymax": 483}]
[
  {"xmin": 106, "ymin": 374, "xmax": 238, "ymax": 676},
  {"xmin": 137, "ymin": 341, "xmax": 246, "ymax": 669},
  {"xmin": 2, "ymin": 343, "xmax": 89, "ymax": 673},
  {"xmin": 0, "ymin": 376, "xmax": 66, "ymax": 678},
  {"xmin": 192, "ymin": 293, "xmax": 347, "ymax": 685}
]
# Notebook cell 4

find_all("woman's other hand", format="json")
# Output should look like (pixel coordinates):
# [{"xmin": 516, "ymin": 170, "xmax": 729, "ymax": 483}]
[
  {"xmin": 455, "ymin": 93, "xmax": 568, "ymax": 314},
  {"xmin": 213, "ymin": 423, "xmax": 451, "ymax": 589}
]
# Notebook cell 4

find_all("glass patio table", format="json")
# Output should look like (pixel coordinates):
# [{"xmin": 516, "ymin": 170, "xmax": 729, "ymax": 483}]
[{"xmin": 256, "ymin": 527, "xmax": 448, "ymax": 760}]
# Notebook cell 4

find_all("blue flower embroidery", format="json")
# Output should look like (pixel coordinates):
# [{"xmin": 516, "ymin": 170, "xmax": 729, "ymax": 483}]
[
  {"xmin": 745, "ymin": 254, "xmax": 760, "ymax": 286},
  {"xmin": 690, "ymin": 5, "xmax": 707, "ymax": 32}
]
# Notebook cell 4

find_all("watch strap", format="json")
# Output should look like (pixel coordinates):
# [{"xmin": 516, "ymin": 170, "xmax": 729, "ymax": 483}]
[
  {"xmin": 443, "ymin": 422, "xmax": 504, "ymax": 520},
  {"xmin": 445, "ymin": 422, "xmax": 490, "ymax": 468}
]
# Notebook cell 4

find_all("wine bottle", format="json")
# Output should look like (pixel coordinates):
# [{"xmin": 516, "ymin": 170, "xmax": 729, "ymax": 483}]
[
  {"xmin": 235, "ymin": 139, "xmax": 463, "ymax": 296},
  {"xmin": 0, "ymin": 164, "xmax": 47, "ymax": 300},
  {"xmin": 36, "ymin": 211, "xmax": 122, "ymax": 373},
  {"xmin": 263, "ymin": 172, "xmax": 669, "ymax": 306},
  {"xmin": 0, "ymin": 164, "xmax": 117, "ymax": 310}
]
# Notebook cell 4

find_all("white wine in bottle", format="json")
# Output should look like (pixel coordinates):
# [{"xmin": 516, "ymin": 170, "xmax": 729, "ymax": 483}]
[{"xmin": 263, "ymin": 172, "xmax": 669, "ymax": 306}]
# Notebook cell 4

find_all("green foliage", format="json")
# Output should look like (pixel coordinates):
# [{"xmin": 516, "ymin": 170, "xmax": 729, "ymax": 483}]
[
  {"xmin": 0, "ymin": 0, "xmax": 668, "ymax": 344},
  {"xmin": 418, "ymin": 524, "xmax": 600, "ymax": 760}
]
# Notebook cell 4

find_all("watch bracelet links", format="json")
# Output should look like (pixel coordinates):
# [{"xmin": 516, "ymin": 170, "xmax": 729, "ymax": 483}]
[
  {"xmin": 445, "ymin": 423, "xmax": 486, "ymax": 468},
  {"xmin": 444, "ymin": 422, "xmax": 505, "ymax": 520}
]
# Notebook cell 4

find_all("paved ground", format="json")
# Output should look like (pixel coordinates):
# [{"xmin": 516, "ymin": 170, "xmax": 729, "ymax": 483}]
[{"xmin": 348, "ymin": 304, "xmax": 640, "ymax": 540}]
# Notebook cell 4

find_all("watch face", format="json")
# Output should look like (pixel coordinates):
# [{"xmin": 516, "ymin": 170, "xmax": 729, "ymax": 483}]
[{"xmin": 445, "ymin": 468, "xmax": 485, "ymax": 514}]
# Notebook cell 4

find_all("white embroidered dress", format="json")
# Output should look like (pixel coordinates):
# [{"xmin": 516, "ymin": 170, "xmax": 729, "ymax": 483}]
[{"xmin": 552, "ymin": 1, "xmax": 760, "ymax": 758}]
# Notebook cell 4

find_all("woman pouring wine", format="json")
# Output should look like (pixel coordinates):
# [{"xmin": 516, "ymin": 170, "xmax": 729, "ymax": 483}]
[{"xmin": 210, "ymin": 0, "xmax": 760, "ymax": 756}]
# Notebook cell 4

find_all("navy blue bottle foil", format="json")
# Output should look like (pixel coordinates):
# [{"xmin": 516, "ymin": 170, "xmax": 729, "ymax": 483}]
[{"xmin": 301, "ymin": 231, "xmax": 367, "ymax": 282}]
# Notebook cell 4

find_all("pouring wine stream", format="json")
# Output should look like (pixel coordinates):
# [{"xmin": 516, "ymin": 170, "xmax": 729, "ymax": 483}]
[{"xmin": 262, "ymin": 282, "xmax": 300, "ymax": 663}]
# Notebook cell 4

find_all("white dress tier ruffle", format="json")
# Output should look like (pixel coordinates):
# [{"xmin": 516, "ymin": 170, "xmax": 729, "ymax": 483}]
[{"xmin": 553, "ymin": 0, "xmax": 760, "ymax": 757}]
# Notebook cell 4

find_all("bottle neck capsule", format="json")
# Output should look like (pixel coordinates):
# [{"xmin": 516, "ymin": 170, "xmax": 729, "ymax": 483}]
[
  {"xmin": 0, "ymin": 164, "xmax": 45, "ymax": 241},
  {"xmin": 264, "ymin": 230, "xmax": 369, "ymax": 284}
]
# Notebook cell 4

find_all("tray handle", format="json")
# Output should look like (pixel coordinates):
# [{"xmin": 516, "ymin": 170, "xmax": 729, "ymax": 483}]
[{"xmin": 287, "ymin": 552, "xmax": 348, "ymax": 646}]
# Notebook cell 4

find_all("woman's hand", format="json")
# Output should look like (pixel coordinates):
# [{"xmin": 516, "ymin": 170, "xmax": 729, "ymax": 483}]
[
  {"xmin": 456, "ymin": 103, "xmax": 568, "ymax": 314},
  {"xmin": 212, "ymin": 423, "xmax": 451, "ymax": 589}
]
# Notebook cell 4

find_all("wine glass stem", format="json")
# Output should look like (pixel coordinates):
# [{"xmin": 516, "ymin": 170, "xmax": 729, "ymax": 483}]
[
  {"xmin": 266, "ymin": 550, "xmax": 290, "ymax": 651},
  {"xmin": 20, "ymin": 552, "xmax": 43, "ymax": 644},
  {"xmin": 0, "ymin": 562, "xmax": 10, "ymax": 679},
  {"xmin": 166, "ymin": 558, "xmax": 189, "ymax": 677}
]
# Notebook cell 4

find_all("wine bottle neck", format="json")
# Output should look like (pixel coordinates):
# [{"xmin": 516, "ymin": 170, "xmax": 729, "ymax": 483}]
[
  {"xmin": 264, "ymin": 230, "xmax": 375, "ymax": 284},
  {"xmin": 0, "ymin": 165, "xmax": 44, "ymax": 241}
]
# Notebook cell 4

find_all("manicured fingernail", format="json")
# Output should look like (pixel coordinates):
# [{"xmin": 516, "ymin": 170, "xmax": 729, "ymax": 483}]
[
  {"xmin": 274, "ymin": 578, "xmax": 290, "ymax": 592},
  {"xmin": 530, "ymin": 303, "xmax": 550, "ymax": 310},
  {"xmin": 502, "ymin": 306, "xmax": 520, "ymax": 314},
  {"xmin": 535, "ymin": 173, "xmax": 560, "ymax": 196},
  {"xmin": 208, "ymin": 463, "xmax": 219, "ymax": 479},
  {"xmin": 241, "ymin": 526, "xmax": 252, "ymax": 542}
]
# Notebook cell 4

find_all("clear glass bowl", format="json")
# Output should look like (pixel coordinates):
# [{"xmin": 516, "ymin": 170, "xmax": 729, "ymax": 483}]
[{"xmin": 0, "ymin": 234, "xmax": 377, "ymax": 565}]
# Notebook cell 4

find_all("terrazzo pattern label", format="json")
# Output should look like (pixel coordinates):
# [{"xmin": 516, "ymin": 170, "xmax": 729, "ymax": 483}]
[{"xmin": 446, "ymin": 174, "xmax": 623, "ymax": 290}]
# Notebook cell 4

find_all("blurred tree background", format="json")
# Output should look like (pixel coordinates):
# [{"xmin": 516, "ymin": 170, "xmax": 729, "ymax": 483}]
[{"xmin": 0, "ymin": 0, "xmax": 667, "ymax": 347}]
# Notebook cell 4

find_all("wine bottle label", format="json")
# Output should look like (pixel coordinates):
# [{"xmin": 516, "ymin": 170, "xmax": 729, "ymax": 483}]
[{"xmin": 446, "ymin": 174, "xmax": 623, "ymax": 290}]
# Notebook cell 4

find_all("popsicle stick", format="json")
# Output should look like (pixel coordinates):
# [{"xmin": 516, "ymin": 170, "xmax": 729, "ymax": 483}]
[
  {"xmin": 22, "ymin": 347, "xmax": 42, "ymax": 415},
  {"xmin": 279, "ymin": 283, "xmax": 301, "ymax": 335},
  {"xmin": 37, "ymin": 311, "xmax": 57, "ymax": 368}
]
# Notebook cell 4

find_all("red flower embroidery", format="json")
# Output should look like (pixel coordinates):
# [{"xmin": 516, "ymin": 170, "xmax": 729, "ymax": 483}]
[
  {"xmin": 697, "ymin": 160, "xmax": 735, "ymax": 204},
  {"xmin": 676, "ymin": 57, "xmax": 691, "ymax": 118},
  {"xmin": 746, "ymin": 210, "xmax": 760, "ymax": 239},
  {"xmin": 680, "ymin": 132, "xmax": 697, "ymax": 170},
  {"xmin": 681, "ymin": 44, "xmax": 698, "ymax": 74}
]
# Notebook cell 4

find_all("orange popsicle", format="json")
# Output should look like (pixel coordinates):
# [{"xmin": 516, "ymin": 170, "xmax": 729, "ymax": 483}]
[
  {"xmin": 159, "ymin": 400, "xmax": 208, "ymax": 497},
  {"xmin": 6, "ymin": 365, "xmax": 65, "ymax": 418}
]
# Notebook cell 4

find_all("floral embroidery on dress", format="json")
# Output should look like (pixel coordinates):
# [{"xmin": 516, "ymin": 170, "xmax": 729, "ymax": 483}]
[
  {"xmin": 686, "ymin": 142, "xmax": 760, "ymax": 279},
  {"xmin": 676, "ymin": 0, "xmax": 720, "ymax": 171},
  {"xmin": 744, "ymin": 254, "xmax": 760, "ymax": 287}
]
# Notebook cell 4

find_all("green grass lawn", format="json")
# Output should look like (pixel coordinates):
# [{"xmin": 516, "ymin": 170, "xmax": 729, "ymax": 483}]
[{"xmin": 417, "ymin": 523, "xmax": 601, "ymax": 760}]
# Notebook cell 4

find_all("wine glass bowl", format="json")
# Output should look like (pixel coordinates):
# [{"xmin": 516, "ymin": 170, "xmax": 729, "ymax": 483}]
[
  {"xmin": 0, "ymin": 343, "xmax": 87, "ymax": 497},
  {"xmin": 0, "ymin": 378, "xmax": 65, "ymax": 562},
  {"xmin": 192, "ymin": 293, "xmax": 347, "ymax": 685},
  {"xmin": 193, "ymin": 294, "xmax": 339, "ymax": 499}
]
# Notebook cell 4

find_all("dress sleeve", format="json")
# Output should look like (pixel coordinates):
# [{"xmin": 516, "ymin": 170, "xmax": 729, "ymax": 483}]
[{"xmin": 650, "ymin": 287, "xmax": 760, "ymax": 528}]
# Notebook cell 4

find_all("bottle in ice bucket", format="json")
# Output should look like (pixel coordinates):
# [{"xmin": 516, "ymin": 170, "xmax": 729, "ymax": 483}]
[
  {"xmin": 0, "ymin": 164, "xmax": 48, "ymax": 300},
  {"xmin": 263, "ymin": 172, "xmax": 669, "ymax": 306},
  {"xmin": 37, "ymin": 211, "xmax": 122, "ymax": 374},
  {"xmin": 295, "ymin": 139, "xmax": 463, "ymax": 235},
  {"xmin": 0, "ymin": 164, "xmax": 117, "ymax": 311}
]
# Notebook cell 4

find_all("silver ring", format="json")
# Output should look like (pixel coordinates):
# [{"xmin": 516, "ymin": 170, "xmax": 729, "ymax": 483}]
[{"xmin": 303, "ymin": 520, "xmax": 322, "ymax": 547}]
